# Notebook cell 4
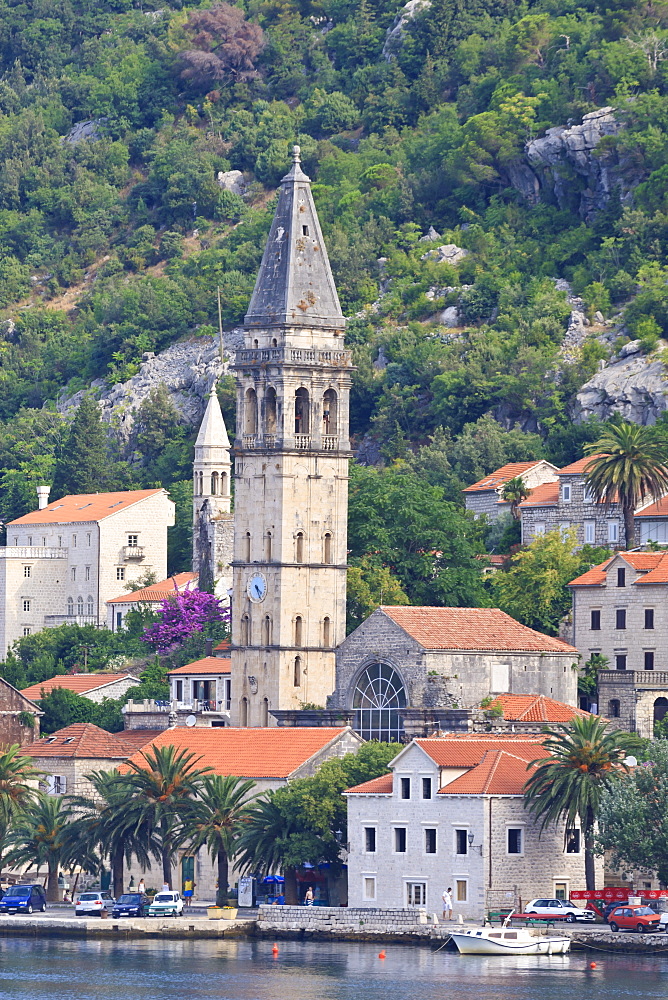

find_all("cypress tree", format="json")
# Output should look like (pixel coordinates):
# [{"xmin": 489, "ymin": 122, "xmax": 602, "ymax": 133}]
[{"xmin": 51, "ymin": 396, "xmax": 110, "ymax": 499}]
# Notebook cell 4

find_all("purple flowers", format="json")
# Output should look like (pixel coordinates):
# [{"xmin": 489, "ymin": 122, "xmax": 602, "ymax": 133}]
[{"xmin": 142, "ymin": 588, "xmax": 229, "ymax": 652}]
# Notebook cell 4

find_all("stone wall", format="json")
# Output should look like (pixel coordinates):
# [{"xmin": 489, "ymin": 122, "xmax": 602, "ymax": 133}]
[
  {"xmin": 464, "ymin": 491, "xmax": 511, "ymax": 521},
  {"xmin": 521, "ymin": 473, "xmax": 625, "ymax": 548},
  {"xmin": 256, "ymin": 904, "xmax": 440, "ymax": 940}
]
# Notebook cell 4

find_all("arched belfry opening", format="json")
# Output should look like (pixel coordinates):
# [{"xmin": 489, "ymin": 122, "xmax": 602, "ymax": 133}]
[
  {"xmin": 352, "ymin": 662, "xmax": 407, "ymax": 742},
  {"xmin": 295, "ymin": 387, "xmax": 309, "ymax": 435}
]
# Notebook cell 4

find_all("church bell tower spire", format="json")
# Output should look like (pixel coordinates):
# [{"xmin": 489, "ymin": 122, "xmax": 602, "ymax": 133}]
[{"xmin": 230, "ymin": 146, "xmax": 353, "ymax": 726}]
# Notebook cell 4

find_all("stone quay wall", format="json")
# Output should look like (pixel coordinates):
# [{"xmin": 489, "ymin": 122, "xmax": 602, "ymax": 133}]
[{"xmin": 256, "ymin": 904, "xmax": 449, "ymax": 942}]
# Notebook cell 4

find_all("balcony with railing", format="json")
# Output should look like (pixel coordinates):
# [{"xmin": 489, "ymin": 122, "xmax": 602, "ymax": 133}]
[
  {"xmin": 124, "ymin": 545, "xmax": 145, "ymax": 560},
  {"xmin": 295, "ymin": 434, "xmax": 311, "ymax": 449},
  {"xmin": 322, "ymin": 435, "xmax": 338, "ymax": 450}
]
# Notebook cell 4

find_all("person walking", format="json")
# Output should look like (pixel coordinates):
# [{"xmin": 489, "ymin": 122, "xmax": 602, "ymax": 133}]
[
  {"xmin": 304, "ymin": 886, "xmax": 314, "ymax": 906},
  {"xmin": 442, "ymin": 887, "xmax": 453, "ymax": 921},
  {"xmin": 137, "ymin": 878, "xmax": 145, "ymax": 895}
]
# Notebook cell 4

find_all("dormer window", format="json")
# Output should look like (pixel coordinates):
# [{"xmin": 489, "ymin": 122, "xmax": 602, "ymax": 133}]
[
  {"xmin": 617, "ymin": 568, "xmax": 626, "ymax": 588},
  {"xmin": 562, "ymin": 483, "xmax": 571, "ymax": 503}
]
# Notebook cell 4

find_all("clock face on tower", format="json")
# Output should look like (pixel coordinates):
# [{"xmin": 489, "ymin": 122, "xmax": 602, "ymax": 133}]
[{"xmin": 247, "ymin": 573, "xmax": 267, "ymax": 603}]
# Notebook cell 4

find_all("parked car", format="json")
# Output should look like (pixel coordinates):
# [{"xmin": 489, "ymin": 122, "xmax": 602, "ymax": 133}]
[
  {"xmin": 602, "ymin": 900, "xmax": 629, "ymax": 922},
  {"xmin": 608, "ymin": 905, "xmax": 661, "ymax": 933},
  {"xmin": 0, "ymin": 884, "xmax": 46, "ymax": 914},
  {"xmin": 147, "ymin": 891, "xmax": 183, "ymax": 917},
  {"xmin": 75, "ymin": 891, "xmax": 115, "ymax": 916},
  {"xmin": 111, "ymin": 893, "xmax": 151, "ymax": 918},
  {"xmin": 524, "ymin": 898, "xmax": 596, "ymax": 922}
]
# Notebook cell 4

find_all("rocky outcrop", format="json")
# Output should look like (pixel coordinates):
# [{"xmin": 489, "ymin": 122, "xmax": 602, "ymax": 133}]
[
  {"xmin": 217, "ymin": 170, "xmax": 246, "ymax": 196},
  {"xmin": 574, "ymin": 352, "xmax": 668, "ymax": 425},
  {"xmin": 420, "ymin": 243, "xmax": 469, "ymax": 265},
  {"xmin": 57, "ymin": 331, "xmax": 243, "ymax": 455},
  {"xmin": 382, "ymin": 0, "xmax": 431, "ymax": 60},
  {"xmin": 510, "ymin": 108, "xmax": 633, "ymax": 220}
]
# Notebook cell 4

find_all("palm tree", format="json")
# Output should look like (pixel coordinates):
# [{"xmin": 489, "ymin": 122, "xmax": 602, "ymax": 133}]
[
  {"xmin": 65, "ymin": 770, "xmax": 155, "ymax": 899},
  {"xmin": 187, "ymin": 775, "xmax": 257, "ymax": 907},
  {"xmin": 0, "ymin": 745, "xmax": 41, "ymax": 869},
  {"xmin": 5, "ymin": 795, "xmax": 73, "ymax": 901},
  {"xmin": 122, "ymin": 745, "xmax": 211, "ymax": 886},
  {"xmin": 500, "ymin": 476, "xmax": 530, "ymax": 520},
  {"xmin": 236, "ymin": 794, "xmax": 303, "ymax": 905},
  {"xmin": 584, "ymin": 422, "xmax": 668, "ymax": 548},
  {"xmin": 523, "ymin": 715, "xmax": 641, "ymax": 890}
]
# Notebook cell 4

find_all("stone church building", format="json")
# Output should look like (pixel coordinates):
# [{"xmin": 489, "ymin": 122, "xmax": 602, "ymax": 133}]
[{"xmin": 193, "ymin": 146, "xmax": 579, "ymax": 740}]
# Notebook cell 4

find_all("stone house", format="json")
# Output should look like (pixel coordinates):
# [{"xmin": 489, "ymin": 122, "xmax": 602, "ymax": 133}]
[
  {"xmin": 344, "ymin": 735, "xmax": 601, "ymax": 919},
  {"xmin": 0, "ymin": 677, "xmax": 43, "ymax": 747},
  {"xmin": 1, "ymin": 488, "xmax": 175, "ymax": 655},
  {"xmin": 121, "ymin": 725, "xmax": 363, "ymax": 901},
  {"xmin": 326, "ymin": 606, "xmax": 579, "ymax": 742},
  {"xmin": 634, "ymin": 496, "xmax": 668, "ymax": 546},
  {"xmin": 106, "ymin": 572, "xmax": 196, "ymax": 632},
  {"xmin": 569, "ymin": 551, "xmax": 668, "ymax": 734},
  {"xmin": 26, "ymin": 723, "xmax": 161, "ymax": 799},
  {"xmin": 519, "ymin": 455, "xmax": 635, "ymax": 548},
  {"xmin": 463, "ymin": 461, "xmax": 559, "ymax": 522},
  {"xmin": 21, "ymin": 672, "xmax": 139, "ymax": 705},
  {"xmin": 123, "ymin": 642, "xmax": 231, "ymax": 731}
]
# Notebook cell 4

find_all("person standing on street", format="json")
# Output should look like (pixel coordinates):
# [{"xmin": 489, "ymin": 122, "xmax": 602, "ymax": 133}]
[{"xmin": 442, "ymin": 887, "xmax": 453, "ymax": 920}]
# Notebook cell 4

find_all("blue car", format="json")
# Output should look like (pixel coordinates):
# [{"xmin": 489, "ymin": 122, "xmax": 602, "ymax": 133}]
[
  {"xmin": 111, "ymin": 893, "xmax": 151, "ymax": 918},
  {"xmin": 0, "ymin": 884, "xmax": 47, "ymax": 914}
]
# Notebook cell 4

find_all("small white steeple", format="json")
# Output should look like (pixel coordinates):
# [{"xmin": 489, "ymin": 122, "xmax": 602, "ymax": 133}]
[{"xmin": 193, "ymin": 388, "xmax": 232, "ymax": 524}]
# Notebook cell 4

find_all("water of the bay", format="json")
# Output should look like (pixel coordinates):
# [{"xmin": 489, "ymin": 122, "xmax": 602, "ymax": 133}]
[{"xmin": 1, "ymin": 937, "xmax": 666, "ymax": 1000}]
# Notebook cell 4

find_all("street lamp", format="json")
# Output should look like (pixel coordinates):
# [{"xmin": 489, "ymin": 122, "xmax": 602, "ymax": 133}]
[{"xmin": 468, "ymin": 831, "xmax": 483, "ymax": 855}]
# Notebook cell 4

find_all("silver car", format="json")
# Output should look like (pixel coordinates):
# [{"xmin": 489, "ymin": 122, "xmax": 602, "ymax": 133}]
[
  {"xmin": 525, "ymin": 898, "xmax": 596, "ymax": 922},
  {"xmin": 75, "ymin": 891, "xmax": 115, "ymax": 916}
]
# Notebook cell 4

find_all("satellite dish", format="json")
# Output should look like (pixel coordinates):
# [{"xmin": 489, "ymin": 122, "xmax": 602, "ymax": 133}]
[
  {"xmin": 623, "ymin": 755, "xmax": 637, "ymax": 767},
  {"xmin": 185, "ymin": 715, "xmax": 197, "ymax": 728}
]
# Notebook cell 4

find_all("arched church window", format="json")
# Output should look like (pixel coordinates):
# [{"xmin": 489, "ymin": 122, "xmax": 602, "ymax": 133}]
[
  {"xmin": 295, "ymin": 531, "xmax": 304, "ymax": 563},
  {"xmin": 265, "ymin": 387, "xmax": 277, "ymax": 435},
  {"xmin": 294, "ymin": 388, "xmax": 309, "ymax": 434},
  {"xmin": 67, "ymin": 597, "xmax": 74, "ymax": 617},
  {"xmin": 77, "ymin": 596, "xmax": 84, "ymax": 617},
  {"xmin": 263, "ymin": 615, "xmax": 272, "ymax": 646},
  {"xmin": 293, "ymin": 656, "xmax": 302, "ymax": 687},
  {"xmin": 294, "ymin": 616, "xmax": 303, "ymax": 646},
  {"xmin": 240, "ymin": 697, "xmax": 248, "ymax": 727},
  {"xmin": 265, "ymin": 531, "xmax": 272, "ymax": 562},
  {"xmin": 221, "ymin": 471, "xmax": 228, "ymax": 497},
  {"xmin": 323, "ymin": 616, "xmax": 331, "ymax": 647},
  {"xmin": 87, "ymin": 596, "xmax": 94, "ymax": 617},
  {"xmin": 198, "ymin": 472, "xmax": 204, "ymax": 496},
  {"xmin": 352, "ymin": 662, "xmax": 407, "ymax": 743},
  {"xmin": 323, "ymin": 388, "xmax": 337, "ymax": 434},
  {"xmin": 211, "ymin": 472, "xmax": 219, "ymax": 495},
  {"xmin": 241, "ymin": 614, "xmax": 250, "ymax": 646},
  {"xmin": 245, "ymin": 388, "xmax": 258, "ymax": 434},
  {"xmin": 324, "ymin": 532, "xmax": 332, "ymax": 564},
  {"xmin": 654, "ymin": 697, "xmax": 668, "ymax": 726},
  {"xmin": 262, "ymin": 698, "xmax": 269, "ymax": 727},
  {"xmin": 244, "ymin": 532, "xmax": 251, "ymax": 563}
]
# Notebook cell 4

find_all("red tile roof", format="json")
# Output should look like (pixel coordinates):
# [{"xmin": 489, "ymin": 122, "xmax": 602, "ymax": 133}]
[
  {"xmin": 21, "ymin": 673, "xmax": 134, "ymax": 701},
  {"xmin": 517, "ymin": 481, "xmax": 560, "ymax": 508},
  {"xmin": 9, "ymin": 489, "xmax": 165, "ymax": 525},
  {"xmin": 485, "ymin": 694, "xmax": 589, "ymax": 723},
  {"xmin": 379, "ymin": 606, "xmax": 577, "ymax": 653},
  {"xmin": 438, "ymin": 749, "xmax": 536, "ymax": 795},
  {"xmin": 559, "ymin": 455, "xmax": 604, "ymax": 475},
  {"xmin": 415, "ymin": 735, "xmax": 545, "ymax": 768},
  {"xmin": 214, "ymin": 641, "xmax": 231, "ymax": 653},
  {"xmin": 121, "ymin": 727, "xmax": 354, "ymax": 779},
  {"xmin": 345, "ymin": 774, "xmax": 394, "ymax": 794},
  {"xmin": 463, "ymin": 462, "xmax": 540, "ymax": 493},
  {"xmin": 107, "ymin": 573, "xmax": 197, "ymax": 604},
  {"xmin": 168, "ymin": 656, "xmax": 231, "ymax": 676},
  {"xmin": 635, "ymin": 496, "xmax": 668, "ymax": 518},
  {"xmin": 27, "ymin": 723, "xmax": 160, "ymax": 759},
  {"xmin": 569, "ymin": 552, "xmax": 668, "ymax": 587}
]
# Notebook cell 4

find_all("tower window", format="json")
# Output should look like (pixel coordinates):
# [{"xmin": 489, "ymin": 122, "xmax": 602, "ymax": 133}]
[
  {"xmin": 294, "ymin": 387, "xmax": 309, "ymax": 434},
  {"xmin": 245, "ymin": 388, "xmax": 258, "ymax": 435},
  {"xmin": 294, "ymin": 616, "xmax": 303, "ymax": 646},
  {"xmin": 241, "ymin": 614, "xmax": 250, "ymax": 646},
  {"xmin": 262, "ymin": 697, "xmax": 269, "ymax": 727},
  {"xmin": 265, "ymin": 531, "xmax": 272, "ymax": 562},
  {"xmin": 244, "ymin": 532, "xmax": 251, "ymax": 562},
  {"xmin": 324, "ymin": 532, "xmax": 332, "ymax": 564},
  {"xmin": 293, "ymin": 656, "xmax": 302, "ymax": 687},
  {"xmin": 71, "ymin": 567, "xmax": 76, "ymax": 582},
  {"xmin": 211, "ymin": 472, "xmax": 219, "ymax": 495},
  {"xmin": 323, "ymin": 616, "xmax": 331, "ymax": 647},
  {"xmin": 302, "ymin": 225, "xmax": 309, "ymax": 236},
  {"xmin": 221, "ymin": 471, "xmax": 228, "ymax": 497},
  {"xmin": 240, "ymin": 697, "xmax": 248, "ymax": 727},
  {"xmin": 295, "ymin": 531, "xmax": 304, "ymax": 563},
  {"xmin": 263, "ymin": 615, "xmax": 272, "ymax": 646},
  {"xmin": 265, "ymin": 387, "xmax": 277, "ymax": 435}
]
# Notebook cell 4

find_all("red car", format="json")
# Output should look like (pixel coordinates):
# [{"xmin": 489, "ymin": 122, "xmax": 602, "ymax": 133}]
[{"xmin": 608, "ymin": 905, "xmax": 662, "ymax": 933}]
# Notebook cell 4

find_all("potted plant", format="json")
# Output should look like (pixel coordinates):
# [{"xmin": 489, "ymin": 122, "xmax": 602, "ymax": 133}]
[
  {"xmin": 221, "ymin": 904, "xmax": 238, "ymax": 920},
  {"xmin": 207, "ymin": 905, "xmax": 224, "ymax": 919}
]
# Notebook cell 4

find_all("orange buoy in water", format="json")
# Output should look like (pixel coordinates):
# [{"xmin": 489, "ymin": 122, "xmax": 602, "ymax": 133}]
[
  {"xmin": 378, "ymin": 951, "xmax": 386, "ymax": 959},
  {"xmin": 590, "ymin": 962, "xmax": 597, "ymax": 969},
  {"xmin": 272, "ymin": 944, "xmax": 279, "ymax": 956}
]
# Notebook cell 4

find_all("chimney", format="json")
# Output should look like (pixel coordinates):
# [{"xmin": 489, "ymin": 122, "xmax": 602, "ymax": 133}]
[
  {"xmin": 205, "ymin": 638, "xmax": 213, "ymax": 657},
  {"xmin": 36, "ymin": 485, "xmax": 50, "ymax": 510}
]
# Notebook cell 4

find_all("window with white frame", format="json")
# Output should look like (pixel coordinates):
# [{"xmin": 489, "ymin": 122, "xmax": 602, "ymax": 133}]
[
  {"xmin": 85, "ymin": 566, "xmax": 90, "ymax": 581},
  {"xmin": 71, "ymin": 567, "xmax": 76, "ymax": 582},
  {"xmin": 363, "ymin": 877, "xmax": 376, "ymax": 901},
  {"xmin": 425, "ymin": 828, "xmax": 437, "ymax": 854},
  {"xmin": 87, "ymin": 533, "xmax": 91, "ymax": 546},
  {"xmin": 584, "ymin": 520, "xmax": 596, "ymax": 544},
  {"xmin": 224, "ymin": 678, "xmax": 231, "ymax": 711},
  {"xmin": 507, "ymin": 828, "xmax": 523, "ymax": 854},
  {"xmin": 72, "ymin": 534, "xmax": 77, "ymax": 548},
  {"xmin": 23, "ymin": 627, "xmax": 31, "ymax": 636},
  {"xmin": 116, "ymin": 567, "xmax": 125, "ymax": 580},
  {"xmin": 23, "ymin": 565, "xmax": 31, "ymax": 578},
  {"xmin": 454, "ymin": 829, "xmax": 468, "ymax": 855},
  {"xmin": 455, "ymin": 879, "xmax": 468, "ymax": 902},
  {"xmin": 27, "ymin": 536, "xmax": 32, "ymax": 546},
  {"xmin": 394, "ymin": 827, "xmax": 407, "ymax": 853},
  {"xmin": 534, "ymin": 522, "xmax": 546, "ymax": 536},
  {"xmin": 422, "ymin": 777, "xmax": 432, "ymax": 799},
  {"xmin": 400, "ymin": 777, "xmax": 411, "ymax": 800},
  {"xmin": 364, "ymin": 827, "xmax": 376, "ymax": 853},
  {"xmin": 406, "ymin": 882, "xmax": 427, "ymax": 906},
  {"xmin": 128, "ymin": 534, "xmax": 138, "ymax": 547},
  {"xmin": 46, "ymin": 775, "xmax": 67, "ymax": 795},
  {"xmin": 562, "ymin": 483, "xmax": 571, "ymax": 502},
  {"xmin": 608, "ymin": 521, "xmax": 619, "ymax": 543},
  {"xmin": 584, "ymin": 485, "xmax": 596, "ymax": 503},
  {"xmin": 22, "ymin": 599, "xmax": 30, "ymax": 612},
  {"xmin": 565, "ymin": 829, "xmax": 581, "ymax": 853}
]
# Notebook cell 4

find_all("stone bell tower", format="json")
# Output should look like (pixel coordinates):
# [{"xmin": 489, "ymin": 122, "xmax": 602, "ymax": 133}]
[
  {"xmin": 193, "ymin": 388, "xmax": 234, "ymax": 597},
  {"xmin": 230, "ymin": 146, "xmax": 353, "ymax": 727}
]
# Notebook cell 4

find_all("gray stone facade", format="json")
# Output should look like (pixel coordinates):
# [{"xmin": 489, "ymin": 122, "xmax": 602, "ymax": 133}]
[
  {"xmin": 520, "ymin": 466, "xmax": 625, "ymax": 548},
  {"xmin": 463, "ymin": 461, "xmax": 558, "ymax": 523}
]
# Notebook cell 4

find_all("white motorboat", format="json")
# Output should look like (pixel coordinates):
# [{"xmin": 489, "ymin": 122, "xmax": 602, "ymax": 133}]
[{"xmin": 450, "ymin": 925, "xmax": 571, "ymax": 956}]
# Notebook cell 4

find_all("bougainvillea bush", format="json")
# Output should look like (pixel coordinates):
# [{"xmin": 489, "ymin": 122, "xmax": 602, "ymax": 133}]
[{"xmin": 142, "ymin": 588, "xmax": 229, "ymax": 653}]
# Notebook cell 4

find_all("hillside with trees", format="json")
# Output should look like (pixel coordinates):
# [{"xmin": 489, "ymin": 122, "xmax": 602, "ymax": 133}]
[{"xmin": 1, "ymin": 0, "xmax": 668, "ymax": 631}]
